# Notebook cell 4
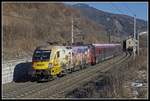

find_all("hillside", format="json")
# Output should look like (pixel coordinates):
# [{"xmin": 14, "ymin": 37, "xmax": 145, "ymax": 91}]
[
  {"xmin": 72, "ymin": 3, "xmax": 147, "ymax": 39},
  {"xmin": 2, "ymin": 3, "xmax": 147, "ymax": 60},
  {"xmin": 2, "ymin": 3, "xmax": 108, "ymax": 60}
]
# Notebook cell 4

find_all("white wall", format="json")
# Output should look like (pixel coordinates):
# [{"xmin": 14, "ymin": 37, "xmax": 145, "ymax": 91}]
[{"xmin": 2, "ymin": 58, "xmax": 31, "ymax": 84}]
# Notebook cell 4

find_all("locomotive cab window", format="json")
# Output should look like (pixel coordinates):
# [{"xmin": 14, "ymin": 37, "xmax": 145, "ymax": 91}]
[{"xmin": 33, "ymin": 50, "xmax": 51, "ymax": 61}]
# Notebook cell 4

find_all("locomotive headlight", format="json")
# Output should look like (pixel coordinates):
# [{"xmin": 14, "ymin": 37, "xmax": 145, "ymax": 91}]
[
  {"xmin": 48, "ymin": 63, "xmax": 53, "ymax": 69},
  {"xmin": 48, "ymin": 63, "xmax": 51, "ymax": 68}
]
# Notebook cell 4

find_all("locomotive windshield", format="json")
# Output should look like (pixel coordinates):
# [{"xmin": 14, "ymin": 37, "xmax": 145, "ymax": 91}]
[{"xmin": 33, "ymin": 50, "xmax": 51, "ymax": 61}]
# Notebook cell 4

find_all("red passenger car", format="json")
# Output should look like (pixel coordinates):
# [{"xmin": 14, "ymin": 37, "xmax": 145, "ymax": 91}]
[
  {"xmin": 92, "ymin": 44, "xmax": 121, "ymax": 63},
  {"xmin": 87, "ymin": 44, "xmax": 96, "ymax": 65}
]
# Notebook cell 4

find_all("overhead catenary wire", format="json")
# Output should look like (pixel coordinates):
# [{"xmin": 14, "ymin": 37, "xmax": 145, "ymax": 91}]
[
  {"xmin": 123, "ymin": 3, "xmax": 136, "ymax": 16},
  {"xmin": 110, "ymin": 3, "xmax": 138, "ymax": 56},
  {"xmin": 109, "ymin": 3, "xmax": 137, "ymax": 35},
  {"xmin": 109, "ymin": 3, "xmax": 126, "ymax": 43},
  {"xmin": 110, "ymin": 3, "xmax": 125, "ymax": 14},
  {"xmin": 123, "ymin": 4, "xmax": 139, "ymax": 56},
  {"xmin": 110, "ymin": 3, "xmax": 136, "ymax": 17},
  {"xmin": 123, "ymin": 3, "xmax": 137, "ymax": 39}
]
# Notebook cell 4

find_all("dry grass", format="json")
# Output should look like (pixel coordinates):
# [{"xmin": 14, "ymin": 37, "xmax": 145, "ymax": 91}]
[
  {"xmin": 101, "ymin": 48, "xmax": 148, "ymax": 98},
  {"xmin": 66, "ymin": 48, "xmax": 148, "ymax": 98},
  {"xmin": 2, "ymin": 3, "xmax": 108, "ymax": 60}
]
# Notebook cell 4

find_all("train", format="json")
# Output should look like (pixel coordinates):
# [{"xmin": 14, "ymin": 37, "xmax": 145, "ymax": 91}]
[{"xmin": 30, "ymin": 43, "xmax": 122, "ymax": 81}]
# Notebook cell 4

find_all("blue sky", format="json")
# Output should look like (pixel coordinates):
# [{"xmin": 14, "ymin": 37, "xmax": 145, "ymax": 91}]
[{"xmin": 64, "ymin": 2, "xmax": 148, "ymax": 21}]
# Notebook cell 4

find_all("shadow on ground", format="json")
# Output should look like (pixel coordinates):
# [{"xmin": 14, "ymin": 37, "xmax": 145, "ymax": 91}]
[{"xmin": 13, "ymin": 62, "xmax": 32, "ymax": 83}]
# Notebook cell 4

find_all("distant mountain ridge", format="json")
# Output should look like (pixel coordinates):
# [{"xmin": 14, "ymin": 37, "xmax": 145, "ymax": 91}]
[{"xmin": 72, "ymin": 3, "xmax": 147, "ymax": 38}]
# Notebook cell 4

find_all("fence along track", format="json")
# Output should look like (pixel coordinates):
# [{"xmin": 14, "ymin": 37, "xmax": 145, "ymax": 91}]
[{"xmin": 3, "ymin": 52, "xmax": 129, "ymax": 98}]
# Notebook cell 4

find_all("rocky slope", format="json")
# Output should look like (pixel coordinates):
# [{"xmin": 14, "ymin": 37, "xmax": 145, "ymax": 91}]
[
  {"xmin": 72, "ymin": 3, "xmax": 147, "ymax": 38},
  {"xmin": 2, "ymin": 3, "xmax": 147, "ymax": 60},
  {"xmin": 3, "ymin": 3, "xmax": 108, "ymax": 60}
]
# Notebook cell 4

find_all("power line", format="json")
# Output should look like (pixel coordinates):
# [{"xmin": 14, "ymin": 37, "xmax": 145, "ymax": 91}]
[
  {"xmin": 119, "ymin": 3, "xmax": 138, "ymax": 56},
  {"xmin": 122, "ymin": 3, "xmax": 136, "ymax": 39},
  {"xmin": 109, "ymin": 3, "xmax": 126, "ymax": 43},
  {"xmin": 110, "ymin": 3, "xmax": 125, "ymax": 14},
  {"xmin": 123, "ymin": 3, "xmax": 136, "ymax": 16},
  {"xmin": 116, "ymin": 4, "xmax": 132, "ymax": 16}
]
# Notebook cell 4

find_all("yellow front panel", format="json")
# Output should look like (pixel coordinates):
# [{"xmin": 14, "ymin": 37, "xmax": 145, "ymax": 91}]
[{"xmin": 32, "ymin": 61, "xmax": 49, "ymax": 70}]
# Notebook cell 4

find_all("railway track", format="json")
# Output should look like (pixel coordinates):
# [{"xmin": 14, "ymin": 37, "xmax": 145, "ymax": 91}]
[
  {"xmin": 2, "ymin": 52, "xmax": 131, "ymax": 99},
  {"xmin": 48, "ymin": 52, "xmax": 132, "ymax": 98}
]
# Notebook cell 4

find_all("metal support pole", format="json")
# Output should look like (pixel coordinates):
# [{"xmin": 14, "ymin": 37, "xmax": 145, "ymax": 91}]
[
  {"xmin": 134, "ymin": 15, "xmax": 136, "ymax": 39},
  {"xmin": 71, "ymin": 16, "xmax": 74, "ymax": 68},
  {"xmin": 137, "ymin": 31, "xmax": 139, "ymax": 56},
  {"xmin": 71, "ymin": 16, "xmax": 74, "ymax": 44},
  {"xmin": 109, "ymin": 32, "xmax": 110, "ymax": 43},
  {"xmin": 133, "ymin": 14, "xmax": 137, "ymax": 57},
  {"xmin": 108, "ymin": 30, "xmax": 111, "ymax": 43}
]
